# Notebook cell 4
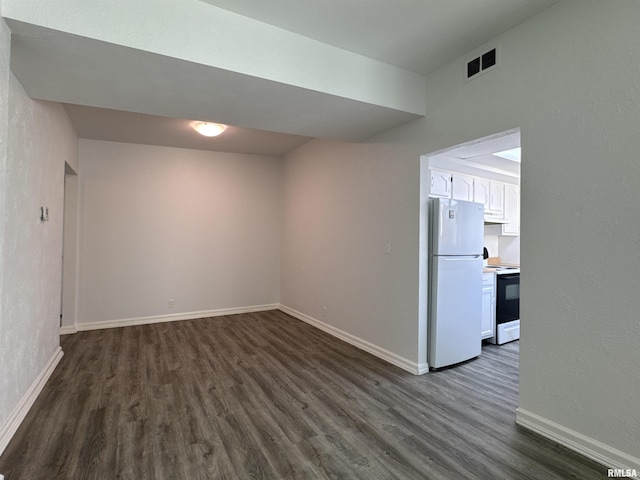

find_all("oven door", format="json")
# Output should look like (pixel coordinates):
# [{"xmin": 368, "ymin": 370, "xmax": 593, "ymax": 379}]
[{"xmin": 496, "ymin": 273, "xmax": 520, "ymax": 324}]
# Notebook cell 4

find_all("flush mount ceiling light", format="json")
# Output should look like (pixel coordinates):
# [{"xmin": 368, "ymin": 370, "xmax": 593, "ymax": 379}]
[
  {"xmin": 493, "ymin": 147, "xmax": 521, "ymax": 163},
  {"xmin": 192, "ymin": 121, "xmax": 227, "ymax": 137}
]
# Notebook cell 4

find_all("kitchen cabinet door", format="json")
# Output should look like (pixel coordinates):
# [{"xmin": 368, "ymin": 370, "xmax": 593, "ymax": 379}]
[
  {"xmin": 451, "ymin": 173, "xmax": 474, "ymax": 201},
  {"xmin": 489, "ymin": 181, "xmax": 505, "ymax": 214},
  {"xmin": 502, "ymin": 184, "xmax": 520, "ymax": 235},
  {"xmin": 429, "ymin": 169, "xmax": 451, "ymax": 198},
  {"xmin": 481, "ymin": 273, "xmax": 496, "ymax": 340},
  {"xmin": 473, "ymin": 177, "xmax": 490, "ymax": 211}
]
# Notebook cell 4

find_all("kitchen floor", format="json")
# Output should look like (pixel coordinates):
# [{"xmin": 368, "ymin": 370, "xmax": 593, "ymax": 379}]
[{"xmin": 0, "ymin": 310, "xmax": 605, "ymax": 479}]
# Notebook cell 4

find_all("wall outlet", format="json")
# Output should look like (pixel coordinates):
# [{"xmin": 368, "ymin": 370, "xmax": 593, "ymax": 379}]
[
  {"xmin": 385, "ymin": 241, "xmax": 392, "ymax": 254},
  {"xmin": 168, "ymin": 298, "xmax": 174, "ymax": 309},
  {"xmin": 322, "ymin": 306, "xmax": 327, "ymax": 317}
]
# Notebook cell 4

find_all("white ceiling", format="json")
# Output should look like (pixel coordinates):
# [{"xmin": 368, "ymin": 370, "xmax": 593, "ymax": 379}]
[
  {"xmin": 7, "ymin": 0, "xmax": 560, "ymax": 155},
  {"xmin": 200, "ymin": 0, "xmax": 561, "ymax": 75},
  {"xmin": 63, "ymin": 104, "xmax": 312, "ymax": 156},
  {"xmin": 428, "ymin": 130, "xmax": 521, "ymax": 182}
]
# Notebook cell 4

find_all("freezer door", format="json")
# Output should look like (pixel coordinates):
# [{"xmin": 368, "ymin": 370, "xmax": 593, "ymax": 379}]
[
  {"xmin": 432, "ymin": 198, "xmax": 484, "ymax": 256},
  {"xmin": 429, "ymin": 255, "xmax": 482, "ymax": 368}
]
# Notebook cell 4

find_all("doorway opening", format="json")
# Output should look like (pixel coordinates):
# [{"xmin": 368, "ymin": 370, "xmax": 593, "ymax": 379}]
[
  {"xmin": 418, "ymin": 128, "xmax": 521, "ymax": 370},
  {"xmin": 60, "ymin": 162, "xmax": 79, "ymax": 334}
]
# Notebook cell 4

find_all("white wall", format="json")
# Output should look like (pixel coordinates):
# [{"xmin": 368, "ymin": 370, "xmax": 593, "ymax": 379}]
[
  {"xmin": 76, "ymin": 140, "xmax": 282, "ymax": 326},
  {"xmin": 483, "ymin": 232, "xmax": 500, "ymax": 259},
  {"xmin": 281, "ymin": 140, "xmax": 421, "ymax": 370},
  {"xmin": 484, "ymin": 227, "xmax": 520, "ymax": 264},
  {"xmin": 0, "ymin": 31, "xmax": 78, "ymax": 450},
  {"xmin": 498, "ymin": 235, "xmax": 520, "ymax": 264},
  {"xmin": 281, "ymin": 0, "xmax": 640, "ymax": 467},
  {"xmin": 0, "ymin": 18, "xmax": 10, "ymax": 437}
]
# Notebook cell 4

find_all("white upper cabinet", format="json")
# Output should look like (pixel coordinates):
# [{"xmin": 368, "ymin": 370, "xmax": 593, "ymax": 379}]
[
  {"xmin": 489, "ymin": 181, "xmax": 505, "ymax": 214},
  {"xmin": 429, "ymin": 168, "xmax": 452, "ymax": 198},
  {"xmin": 473, "ymin": 177, "xmax": 490, "ymax": 211},
  {"xmin": 451, "ymin": 173, "xmax": 474, "ymax": 202},
  {"xmin": 430, "ymin": 169, "xmax": 520, "ymax": 236},
  {"xmin": 475, "ymin": 178, "xmax": 505, "ymax": 221},
  {"xmin": 502, "ymin": 184, "xmax": 520, "ymax": 235}
]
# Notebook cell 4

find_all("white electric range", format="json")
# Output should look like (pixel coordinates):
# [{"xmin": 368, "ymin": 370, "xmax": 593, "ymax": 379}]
[{"xmin": 485, "ymin": 266, "xmax": 520, "ymax": 344}]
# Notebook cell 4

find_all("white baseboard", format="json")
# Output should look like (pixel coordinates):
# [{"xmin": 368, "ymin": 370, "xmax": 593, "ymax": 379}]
[
  {"xmin": 75, "ymin": 304, "xmax": 280, "ymax": 332},
  {"xmin": 516, "ymin": 408, "xmax": 640, "ymax": 471},
  {"xmin": 59, "ymin": 325, "xmax": 77, "ymax": 335},
  {"xmin": 279, "ymin": 304, "xmax": 425, "ymax": 375},
  {"xmin": 416, "ymin": 362, "xmax": 430, "ymax": 375},
  {"xmin": 0, "ymin": 347, "xmax": 64, "ymax": 457}
]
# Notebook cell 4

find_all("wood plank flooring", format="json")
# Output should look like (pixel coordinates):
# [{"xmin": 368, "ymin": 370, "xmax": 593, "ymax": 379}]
[{"xmin": 0, "ymin": 310, "xmax": 606, "ymax": 479}]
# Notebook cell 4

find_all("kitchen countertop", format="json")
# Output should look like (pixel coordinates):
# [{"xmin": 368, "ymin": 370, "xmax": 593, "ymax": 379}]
[
  {"xmin": 485, "ymin": 256, "xmax": 520, "ymax": 272},
  {"xmin": 483, "ymin": 262, "xmax": 520, "ymax": 274}
]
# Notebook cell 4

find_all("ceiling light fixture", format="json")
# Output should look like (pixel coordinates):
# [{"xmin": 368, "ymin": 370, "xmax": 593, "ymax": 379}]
[
  {"xmin": 192, "ymin": 121, "xmax": 227, "ymax": 137},
  {"xmin": 493, "ymin": 147, "xmax": 521, "ymax": 163}
]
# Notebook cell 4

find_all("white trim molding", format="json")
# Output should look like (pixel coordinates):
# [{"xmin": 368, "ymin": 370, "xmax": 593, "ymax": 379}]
[
  {"xmin": 516, "ymin": 408, "xmax": 640, "ymax": 471},
  {"xmin": 59, "ymin": 325, "xmax": 78, "ymax": 335},
  {"xmin": 75, "ymin": 304, "xmax": 280, "ymax": 332},
  {"xmin": 0, "ymin": 347, "xmax": 64, "ymax": 457},
  {"xmin": 416, "ymin": 362, "xmax": 430, "ymax": 375},
  {"xmin": 279, "ymin": 305, "xmax": 426, "ymax": 375}
]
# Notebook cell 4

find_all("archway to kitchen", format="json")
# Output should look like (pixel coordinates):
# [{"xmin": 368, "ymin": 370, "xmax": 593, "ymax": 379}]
[{"xmin": 418, "ymin": 128, "xmax": 521, "ymax": 372}]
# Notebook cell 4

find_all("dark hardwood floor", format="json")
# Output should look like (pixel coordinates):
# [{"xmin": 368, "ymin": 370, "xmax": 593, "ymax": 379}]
[{"xmin": 0, "ymin": 310, "xmax": 605, "ymax": 479}]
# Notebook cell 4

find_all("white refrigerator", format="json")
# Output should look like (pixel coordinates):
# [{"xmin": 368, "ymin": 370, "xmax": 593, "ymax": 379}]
[{"xmin": 429, "ymin": 198, "xmax": 484, "ymax": 369}]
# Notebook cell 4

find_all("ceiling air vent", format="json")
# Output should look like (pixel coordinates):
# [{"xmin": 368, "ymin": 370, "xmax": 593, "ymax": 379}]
[{"xmin": 466, "ymin": 47, "xmax": 498, "ymax": 80}]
